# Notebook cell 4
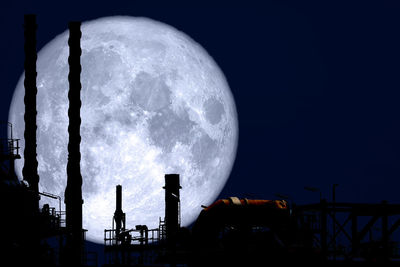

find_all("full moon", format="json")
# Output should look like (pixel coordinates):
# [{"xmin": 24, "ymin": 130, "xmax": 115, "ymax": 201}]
[{"xmin": 9, "ymin": 16, "xmax": 238, "ymax": 243}]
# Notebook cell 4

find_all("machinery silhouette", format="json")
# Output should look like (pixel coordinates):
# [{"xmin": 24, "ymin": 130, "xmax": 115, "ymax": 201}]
[{"xmin": 2, "ymin": 14, "xmax": 400, "ymax": 267}]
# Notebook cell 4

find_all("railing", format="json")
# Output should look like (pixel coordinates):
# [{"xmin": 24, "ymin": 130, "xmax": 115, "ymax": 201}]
[
  {"xmin": 104, "ymin": 228, "xmax": 161, "ymax": 246},
  {"xmin": 104, "ymin": 229, "xmax": 115, "ymax": 246},
  {"xmin": 0, "ymin": 122, "xmax": 20, "ymax": 157},
  {"xmin": 0, "ymin": 138, "xmax": 20, "ymax": 159},
  {"xmin": 159, "ymin": 217, "xmax": 166, "ymax": 241},
  {"xmin": 56, "ymin": 211, "xmax": 67, "ymax": 227}
]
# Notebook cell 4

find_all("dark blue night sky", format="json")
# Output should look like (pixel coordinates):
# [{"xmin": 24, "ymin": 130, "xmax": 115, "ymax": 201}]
[{"xmin": 1, "ymin": 1, "xmax": 400, "ymax": 212}]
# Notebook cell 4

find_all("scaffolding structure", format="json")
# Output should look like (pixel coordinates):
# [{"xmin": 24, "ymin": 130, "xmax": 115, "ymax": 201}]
[
  {"xmin": 0, "ymin": 122, "xmax": 20, "ymax": 181},
  {"xmin": 295, "ymin": 199, "xmax": 400, "ymax": 262},
  {"xmin": 103, "ymin": 176, "xmax": 182, "ymax": 266},
  {"xmin": 104, "ymin": 223, "xmax": 164, "ymax": 265},
  {"xmin": 103, "ymin": 187, "xmax": 168, "ymax": 266}
]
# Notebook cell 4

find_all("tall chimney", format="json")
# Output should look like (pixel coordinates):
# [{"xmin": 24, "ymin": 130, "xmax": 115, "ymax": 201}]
[
  {"xmin": 64, "ymin": 21, "xmax": 83, "ymax": 266},
  {"xmin": 22, "ymin": 14, "xmax": 39, "ymax": 210},
  {"xmin": 22, "ymin": 14, "xmax": 40, "ymax": 267},
  {"xmin": 163, "ymin": 174, "xmax": 181, "ymax": 243},
  {"xmin": 114, "ymin": 185, "xmax": 126, "ymax": 237}
]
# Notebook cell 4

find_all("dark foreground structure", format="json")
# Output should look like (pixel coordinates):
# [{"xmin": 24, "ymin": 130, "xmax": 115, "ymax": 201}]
[
  {"xmin": 0, "ymin": 15, "xmax": 96, "ymax": 267},
  {"xmin": 103, "ymin": 190, "xmax": 400, "ymax": 267}
]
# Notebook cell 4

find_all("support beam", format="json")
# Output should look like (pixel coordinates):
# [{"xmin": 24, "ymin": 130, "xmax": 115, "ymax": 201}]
[
  {"xmin": 296, "ymin": 201, "xmax": 400, "ymax": 262},
  {"xmin": 327, "ymin": 212, "xmax": 352, "ymax": 246},
  {"xmin": 351, "ymin": 213, "xmax": 358, "ymax": 255},
  {"xmin": 320, "ymin": 199, "xmax": 328, "ymax": 260},
  {"xmin": 358, "ymin": 215, "xmax": 380, "ymax": 242},
  {"xmin": 382, "ymin": 203, "xmax": 389, "ymax": 262},
  {"xmin": 388, "ymin": 218, "xmax": 400, "ymax": 236}
]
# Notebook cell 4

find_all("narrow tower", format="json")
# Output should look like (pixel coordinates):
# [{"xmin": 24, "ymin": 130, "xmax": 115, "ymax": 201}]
[
  {"xmin": 163, "ymin": 174, "xmax": 182, "ymax": 243},
  {"xmin": 114, "ymin": 185, "xmax": 126, "ymax": 238},
  {"xmin": 22, "ymin": 14, "xmax": 39, "ymax": 210},
  {"xmin": 64, "ymin": 21, "xmax": 83, "ymax": 266}
]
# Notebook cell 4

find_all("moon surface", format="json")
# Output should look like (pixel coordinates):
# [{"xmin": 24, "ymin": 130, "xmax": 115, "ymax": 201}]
[{"xmin": 9, "ymin": 16, "xmax": 238, "ymax": 243}]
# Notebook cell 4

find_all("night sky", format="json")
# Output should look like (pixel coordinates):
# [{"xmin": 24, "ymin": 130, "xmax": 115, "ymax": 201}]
[{"xmin": 1, "ymin": 0, "xmax": 400, "ymax": 216}]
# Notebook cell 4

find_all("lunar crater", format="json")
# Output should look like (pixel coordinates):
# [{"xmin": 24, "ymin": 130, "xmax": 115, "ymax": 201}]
[
  {"xmin": 130, "ymin": 71, "xmax": 172, "ymax": 111},
  {"xmin": 204, "ymin": 97, "xmax": 225, "ymax": 125},
  {"xmin": 148, "ymin": 106, "xmax": 196, "ymax": 152},
  {"xmin": 191, "ymin": 132, "xmax": 219, "ymax": 169},
  {"xmin": 81, "ymin": 47, "xmax": 124, "ymax": 92}
]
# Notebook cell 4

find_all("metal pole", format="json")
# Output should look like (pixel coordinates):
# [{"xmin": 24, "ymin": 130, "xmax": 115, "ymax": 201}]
[
  {"xmin": 321, "ymin": 199, "xmax": 328, "ymax": 262},
  {"xmin": 332, "ymin": 184, "xmax": 339, "ymax": 261},
  {"xmin": 382, "ymin": 200, "xmax": 389, "ymax": 262}
]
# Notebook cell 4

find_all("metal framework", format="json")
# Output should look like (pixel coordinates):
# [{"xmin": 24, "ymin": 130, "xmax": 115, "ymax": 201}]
[
  {"xmin": 295, "ymin": 200, "xmax": 400, "ymax": 262},
  {"xmin": 103, "ymin": 179, "xmax": 178, "ymax": 266},
  {"xmin": 0, "ymin": 122, "xmax": 20, "ymax": 180},
  {"xmin": 104, "ymin": 225, "xmax": 163, "ymax": 265}
]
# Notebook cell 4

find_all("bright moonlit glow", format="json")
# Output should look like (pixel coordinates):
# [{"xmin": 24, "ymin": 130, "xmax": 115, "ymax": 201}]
[{"xmin": 9, "ymin": 16, "xmax": 238, "ymax": 243}]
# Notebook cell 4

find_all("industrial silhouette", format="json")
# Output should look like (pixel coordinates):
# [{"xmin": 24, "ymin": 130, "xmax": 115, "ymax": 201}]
[
  {"xmin": 2, "ymin": 14, "xmax": 400, "ymax": 267},
  {"xmin": 64, "ymin": 20, "xmax": 84, "ymax": 267}
]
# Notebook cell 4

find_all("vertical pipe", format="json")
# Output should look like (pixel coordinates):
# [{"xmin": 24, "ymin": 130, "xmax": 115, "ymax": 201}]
[
  {"xmin": 382, "ymin": 201, "xmax": 389, "ymax": 262},
  {"xmin": 23, "ymin": 14, "xmax": 40, "ymax": 209},
  {"xmin": 114, "ymin": 185, "xmax": 124, "ymax": 236},
  {"xmin": 351, "ymin": 212, "xmax": 358, "ymax": 257},
  {"xmin": 320, "ymin": 199, "xmax": 328, "ymax": 261},
  {"xmin": 116, "ymin": 185, "xmax": 122, "ymax": 212},
  {"xmin": 332, "ymin": 184, "xmax": 338, "ymax": 261},
  {"xmin": 64, "ymin": 21, "xmax": 83, "ymax": 267}
]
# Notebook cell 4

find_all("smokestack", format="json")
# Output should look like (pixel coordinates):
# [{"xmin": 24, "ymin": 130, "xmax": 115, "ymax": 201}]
[
  {"xmin": 22, "ymin": 14, "xmax": 39, "ymax": 210},
  {"xmin": 114, "ymin": 185, "xmax": 126, "ymax": 236},
  {"xmin": 116, "ymin": 185, "xmax": 122, "ymax": 212},
  {"xmin": 64, "ymin": 21, "xmax": 83, "ymax": 266},
  {"xmin": 163, "ymin": 174, "xmax": 181, "ymax": 243},
  {"xmin": 21, "ymin": 14, "xmax": 40, "ymax": 267}
]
